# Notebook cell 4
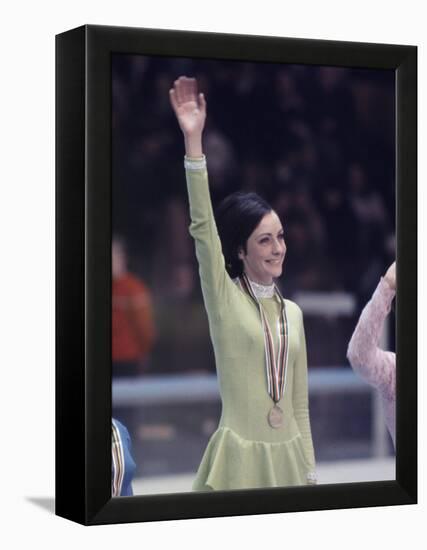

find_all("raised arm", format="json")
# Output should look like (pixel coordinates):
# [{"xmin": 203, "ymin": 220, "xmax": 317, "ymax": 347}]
[
  {"xmin": 169, "ymin": 76, "xmax": 206, "ymax": 158},
  {"xmin": 169, "ymin": 77, "xmax": 232, "ymax": 317},
  {"xmin": 347, "ymin": 262, "xmax": 396, "ymax": 397}
]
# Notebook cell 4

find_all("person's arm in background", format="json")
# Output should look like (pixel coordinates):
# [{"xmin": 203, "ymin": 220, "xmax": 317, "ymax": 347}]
[{"xmin": 347, "ymin": 262, "xmax": 396, "ymax": 398}]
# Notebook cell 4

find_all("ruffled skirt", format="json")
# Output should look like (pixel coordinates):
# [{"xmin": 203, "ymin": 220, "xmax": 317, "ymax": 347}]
[{"xmin": 193, "ymin": 426, "xmax": 311, "ymax": 491}]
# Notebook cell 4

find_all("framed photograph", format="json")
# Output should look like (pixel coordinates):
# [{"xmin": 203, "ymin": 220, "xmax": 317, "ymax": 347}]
[{"xmin": 56, "ymin": 24, "xmax": 417, "ymax": 525}]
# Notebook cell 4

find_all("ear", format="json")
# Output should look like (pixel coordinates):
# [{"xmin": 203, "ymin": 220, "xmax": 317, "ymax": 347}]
[{"xmin": 237, "ymin": 247, "xmax": 245, "ymax": 260}]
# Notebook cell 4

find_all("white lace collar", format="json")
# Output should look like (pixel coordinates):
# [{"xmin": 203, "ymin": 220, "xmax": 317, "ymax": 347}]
[
  {"xmin": 234, "ymin": 276, "xmax": 275, "ymax": 298},
  {"xmin": 250, "ymin": 279, "xmax": 275, "ymax": 298}
]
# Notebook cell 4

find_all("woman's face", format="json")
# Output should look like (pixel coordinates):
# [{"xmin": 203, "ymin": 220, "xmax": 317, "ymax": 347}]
[{"xmin": 238, "ymin": 210, "xmax": 286, "ymax": 285}]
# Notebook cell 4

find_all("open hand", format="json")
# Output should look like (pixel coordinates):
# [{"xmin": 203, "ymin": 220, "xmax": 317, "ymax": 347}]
[{"xmin": 169, "ymin": 76, "xmax": 206, "ymax": 137}]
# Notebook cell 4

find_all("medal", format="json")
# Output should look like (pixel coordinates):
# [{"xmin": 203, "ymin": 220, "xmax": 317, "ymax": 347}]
[
  {"xmin": 268, "ymin": 405, "xmax": 284, "ymax": 429},
  {"xmin": 238, "ymin": 273, "xmax": 290, "ymax": 427}
]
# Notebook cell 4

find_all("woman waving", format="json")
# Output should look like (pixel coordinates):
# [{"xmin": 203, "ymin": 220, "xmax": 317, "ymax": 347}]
[{"xmin": 170, "ymin": 76, "xmax": 316, "ymax": 490}]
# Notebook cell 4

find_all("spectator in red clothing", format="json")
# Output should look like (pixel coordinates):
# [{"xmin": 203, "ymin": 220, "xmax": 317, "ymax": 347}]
[{"xmin": 112, "ymin": 236, "xmax": 156, "ymax": 377}]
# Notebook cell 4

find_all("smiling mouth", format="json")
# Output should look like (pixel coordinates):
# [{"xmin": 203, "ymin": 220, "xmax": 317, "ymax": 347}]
[{"xmin": 266, "ymin": 259, "xmax": 283, "ymax": 265}]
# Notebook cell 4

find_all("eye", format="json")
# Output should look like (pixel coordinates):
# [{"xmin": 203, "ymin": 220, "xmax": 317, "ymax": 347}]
[
  {"xmin": 259, "ymin": 237, "xmax": 270, "ymax": 244},
  {"xmin": 278, "ymin": 233, "xmax": 285, "ymax": 240}
]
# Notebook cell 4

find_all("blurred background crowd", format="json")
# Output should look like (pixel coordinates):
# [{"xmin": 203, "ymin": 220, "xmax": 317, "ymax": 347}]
[{"xmin": 111, "ymin": 54, "xmax": 396, "ymax": 489}]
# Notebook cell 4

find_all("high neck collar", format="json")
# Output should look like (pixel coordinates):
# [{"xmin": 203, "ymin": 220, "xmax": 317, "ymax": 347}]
[
  {"xmin": 233, "ymin": 275, "xmax": 275, "ymax": 298},
  {"xmin": 249, "ymin": 279, "xmax": 275, "ymax": 298}
]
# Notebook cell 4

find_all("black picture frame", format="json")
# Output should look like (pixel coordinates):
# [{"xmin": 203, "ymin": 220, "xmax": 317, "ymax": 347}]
[{"xmin": 55, "ymin": 24, "xmax": 417, "ymax": 526}]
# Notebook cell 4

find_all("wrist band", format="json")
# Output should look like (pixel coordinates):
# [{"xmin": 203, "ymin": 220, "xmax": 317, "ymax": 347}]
[{"xmin": 184, "ymin": 155, "xmax": 206, "ymax": 171}]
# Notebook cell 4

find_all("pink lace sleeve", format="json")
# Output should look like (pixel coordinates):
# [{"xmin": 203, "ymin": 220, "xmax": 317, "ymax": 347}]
[{"xmin": 347, "ymin": 278, "xmax": 396, "ymax": 400}]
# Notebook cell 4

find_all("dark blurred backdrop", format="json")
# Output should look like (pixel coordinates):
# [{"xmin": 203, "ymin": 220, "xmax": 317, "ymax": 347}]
[{"xmin": 112, "ymin": 54, "xmax": 395, "ymax": 374}]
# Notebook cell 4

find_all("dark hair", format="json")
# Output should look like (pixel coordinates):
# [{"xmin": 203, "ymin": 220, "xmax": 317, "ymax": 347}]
[{"xmin": 215, "ymin": 192, "xmax": 272, "ymax": 278}]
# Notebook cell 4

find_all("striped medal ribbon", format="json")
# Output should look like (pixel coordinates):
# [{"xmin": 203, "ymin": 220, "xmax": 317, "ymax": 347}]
[
  {"xmin": 239, "ymin": 273, "xmax": 289, "ymax": 428},
  {"xmin": 111, "ymin": 420, "xmax": 125, "ymax": 497}
]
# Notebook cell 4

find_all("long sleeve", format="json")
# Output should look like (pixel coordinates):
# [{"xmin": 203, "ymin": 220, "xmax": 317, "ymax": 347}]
[
  {"xmin": 185, "ymin": 157, "xmax": 233, "ymax": 318},
  {"xmin": 347, "ymin": 278, "xmax": 396, "ymax": 400},
  {"xmin": 292, "ymin": 304, "xmax": 316, "ymax": 482}
]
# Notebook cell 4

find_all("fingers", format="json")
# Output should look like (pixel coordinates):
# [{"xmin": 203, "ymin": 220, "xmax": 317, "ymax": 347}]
[
  {"xmin": 170, "ymin": 76, "xmax": 199, "ymax": 106},
  {"xmin": 173, "ymin": 76, "xmax": 186, "ymax": 105},
  {"xmin": 387, "ymin": 261, "xmax": 396, "ymax": 278},
  {"xmin": 169, "ymin": 88, "xmax": 179, "ymax": 113},
  {"xmin": 199, "ymin": 92, "xmax": 207, "ymax": 115},
  {"xmin": 174, "ymin": 76, "xmax": 185, "ymax": 105},
  {"xmin": 390, "ymin": 262, "xmax": 396, "ymax": 282},
  {"xmin": 181, "ymin": 76, "xmax": 197, "ymax": 103},
  {"xmin": 384, "ymin": 261, "xmax": 396, "ymax": 290}
]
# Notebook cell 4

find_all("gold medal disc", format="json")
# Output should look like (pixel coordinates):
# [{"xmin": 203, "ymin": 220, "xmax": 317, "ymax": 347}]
[{"xmin": 268, "ymin": 405, "xmax": 283, "ymax": 429}]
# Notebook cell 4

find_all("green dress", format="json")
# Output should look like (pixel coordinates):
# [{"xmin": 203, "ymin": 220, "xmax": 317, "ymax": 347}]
[{"xmin": 185, "ymin": 158, "xmax": 316, "ymax": 491}]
